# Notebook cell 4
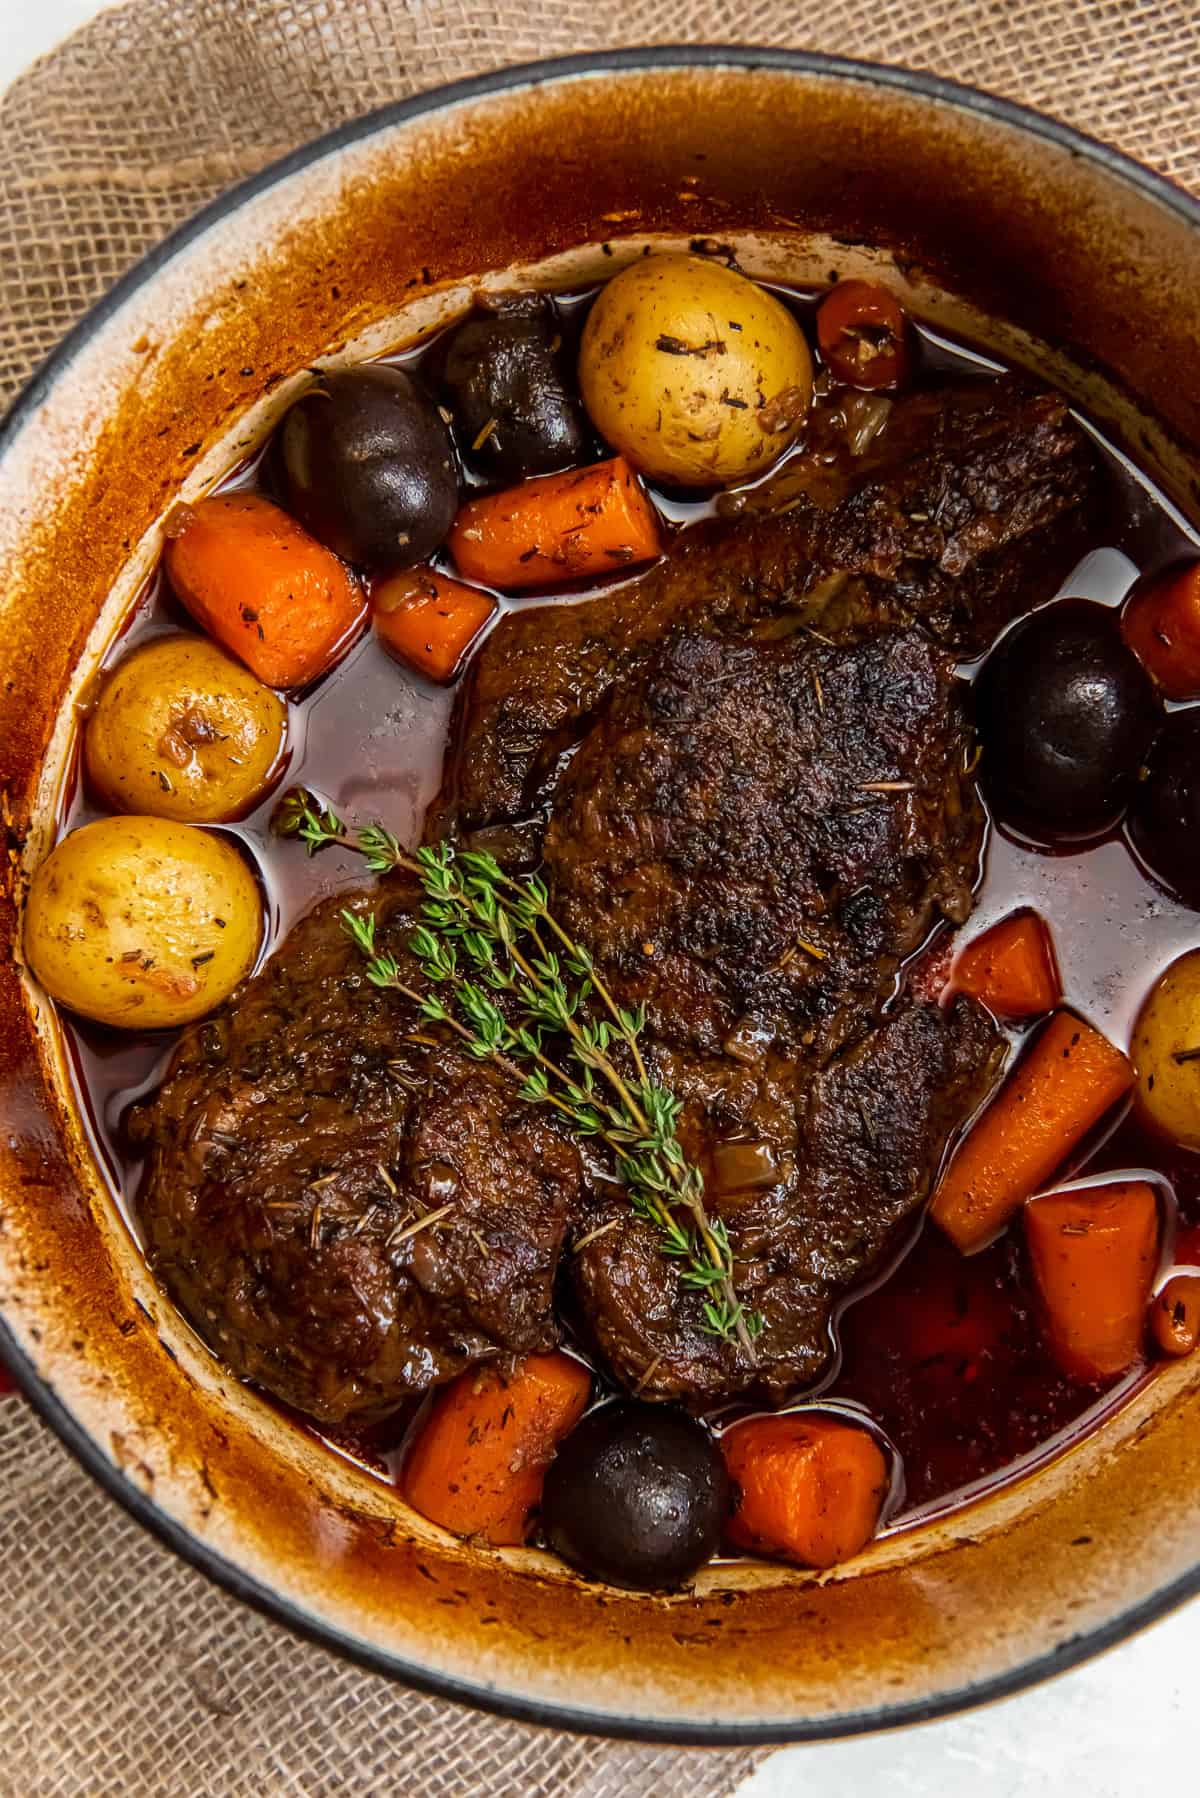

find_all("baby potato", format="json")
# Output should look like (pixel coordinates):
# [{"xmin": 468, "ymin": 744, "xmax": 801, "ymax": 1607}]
[
  {"xmin": 1132, "ymin": 948, "xmax": 1200, "ymax": 1149},
  {"xmin": 579, "ymin": 254, "xmax": 813, "ymax": 487},
  {"xmin": 84, "ymin": 635, "xmax": 287, "ymax": 822},
  {"xmin": 23, "ymin": 815, "xmax": 262, "ymax": 1029}
]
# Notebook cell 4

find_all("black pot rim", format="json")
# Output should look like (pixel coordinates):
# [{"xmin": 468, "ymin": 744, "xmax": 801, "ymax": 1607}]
[{"xmin": 2, "ymin": 42, "xmax": 1198, "ymax": 1749}]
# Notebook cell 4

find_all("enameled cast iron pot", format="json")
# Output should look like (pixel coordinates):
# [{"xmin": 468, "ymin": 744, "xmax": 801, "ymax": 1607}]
[{"xmin": 2, "ymin": 48, "xmax": 1199, "ymax": 1744}]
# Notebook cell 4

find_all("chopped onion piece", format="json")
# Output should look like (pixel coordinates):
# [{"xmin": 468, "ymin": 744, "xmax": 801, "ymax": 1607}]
[{"xmin": 842, "ymin": 391, "xmax": 893, "ymax": 456}]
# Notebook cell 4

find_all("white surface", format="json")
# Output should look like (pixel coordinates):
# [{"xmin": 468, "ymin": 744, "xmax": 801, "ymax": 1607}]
[
  {"xmin": 2, "ymin": 5, "xmax": 1197, "ymax": 1794},
  {"xmin": 733, "ymin": 1600, "xmax": 1196, "ymax": 1796},
  {"xmin": 0, "ymin": 0, "xmax": 122, "ymax": 80}
]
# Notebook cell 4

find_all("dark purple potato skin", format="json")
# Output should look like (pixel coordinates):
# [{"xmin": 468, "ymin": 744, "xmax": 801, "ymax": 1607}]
[
  {"xmin": 280, "ymin": 366, "xmax": 459, "ymax": 568},
  {"xmin": 1128, "ymin": 709, "xmax": 1200, "ymax": 907},
  {"xmin": 440, "ymin": 293, "xmax": 590, "ymax": 483},
  {"xmin": 975, "ymin": 598, "xmax": 1162, "ymax": 842},
  {"xmin": 541, "ymin": 1401, "xmax": 730, "ymax": 1591}
]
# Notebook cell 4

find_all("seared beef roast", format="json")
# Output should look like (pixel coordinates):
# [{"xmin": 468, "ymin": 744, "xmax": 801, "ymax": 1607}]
[
  {"xmin": 135, "ymin": 376, "xmax": 1097, "ymax": 1418},
  {"xmin": 130, "ymin": 893, "xmax": 580, "ymax": 1423},
  {"xmin": 440, "ymin": 380, "xmax": 1100, "ymax": 840},
  {"xmin": 574, "ymin": 998, "xmax": 1003, "ymax": 1400},
  {"xmin": 540, "ymin": 622, "xmax": 1002, "ymax": 1398},
  {"xmin": 543, "ymin": 624, "xmax": 981, "ymax": 1061}
]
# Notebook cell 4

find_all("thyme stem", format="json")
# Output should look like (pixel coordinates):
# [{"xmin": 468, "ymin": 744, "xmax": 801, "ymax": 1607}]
[{"xmin": 516, "ymin": 903, "xmax": 650, "ymax": 1089}]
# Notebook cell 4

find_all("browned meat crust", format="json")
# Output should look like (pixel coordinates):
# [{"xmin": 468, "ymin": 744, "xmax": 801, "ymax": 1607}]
[
  {"xmin": 543, "ymin": 625, "xmax": 982, "ymax": 1060},
  {"xmin": 573, "ymin": 997, "xmax": 1004, "ymax": 1400},
  {"xmin": 130, "ymin": 892, "xmax": 580, "ymax": 1423}
]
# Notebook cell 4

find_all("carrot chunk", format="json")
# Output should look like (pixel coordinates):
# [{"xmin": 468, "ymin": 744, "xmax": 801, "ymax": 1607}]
[
  {"xmin": 372, "ymin": 567, "xmax": 497, "ymax": 683},
  {"xmin": 1150, "ymin": 1273, "xmax": 1200, "ymax": 1359},
  {"xmin": 448, "ymin": 456, "xmax": 663, "ymax": 591},
  {"xmin": 953, "ymin": 910, "xmax": 1062, "ymax": 1020},
  {"xmin": 931, "ymin": 1010, "xmax": 1135, "ymax": 1254},
  {"xmin": 401, "ymin": 1353, "xmax": 591, "ymax": 1546},
  {"xmin": 1025, "ymin": 1180, "xmax": 1159, "ymax": 1380},
  {"xmin": 165, "ymin": 492, "xmax": 365, "ymax": 689},
  {"xmin": 722, "ymin": 1414, "xmax": 890, "ymax": 1569},
  {"xmin": 1122, "ymin": 562, "xmax": 1200, "ymax": 701}
]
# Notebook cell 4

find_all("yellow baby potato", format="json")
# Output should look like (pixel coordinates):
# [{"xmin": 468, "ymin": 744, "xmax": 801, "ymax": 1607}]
[
  {"xmin": 1132, "ymin": 948, "xmax": 1200, "ymax": 1150},
  {"xmin": 84, "ymin": 634, "xmax": 287, "ymax": 822},
  {"xmin": 579, "ymin": 253, "xmax": 813, "ymax": 487},
  {"xmin": 23, "ymin": 815, "xmax": 262, "ymax": 1029}
]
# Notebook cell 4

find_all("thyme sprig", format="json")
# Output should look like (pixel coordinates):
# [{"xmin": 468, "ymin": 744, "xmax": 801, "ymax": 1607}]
[{"xmin": 274, "ymin": 787, "xmax": 761, "ymax": 1353}]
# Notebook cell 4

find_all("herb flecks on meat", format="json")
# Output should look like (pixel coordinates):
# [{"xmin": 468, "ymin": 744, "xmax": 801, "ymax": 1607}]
[{"xmin": 275, "ymin": 789, "xmax": 763, "ymax": 1355}]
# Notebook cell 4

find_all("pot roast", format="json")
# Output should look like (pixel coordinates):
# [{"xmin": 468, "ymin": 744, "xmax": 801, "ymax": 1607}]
[{"xmin": 133, "ymin": 377, "xmax": 1101, "ymax": 1422}]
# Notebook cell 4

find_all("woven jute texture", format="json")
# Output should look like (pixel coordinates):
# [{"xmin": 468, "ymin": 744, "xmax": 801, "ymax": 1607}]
[{"xmin": 3, "ymin": 2, "xmax": 1200, "ymax": 1793}]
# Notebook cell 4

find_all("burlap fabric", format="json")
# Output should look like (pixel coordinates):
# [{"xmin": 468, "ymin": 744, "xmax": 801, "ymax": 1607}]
[{"xmin": 2, "ymin": 2, "xmax": 1199, "ymax": 1792}]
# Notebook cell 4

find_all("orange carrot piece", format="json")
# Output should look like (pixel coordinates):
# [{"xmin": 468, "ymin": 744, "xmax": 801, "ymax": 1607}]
[
  {"xmin": 448, "ymin": 456, "xmax": 663, "ymax": 591},
  {"xmin": 1150, "ymin": 1273, "xmax": 1200, "ymax": 1359},
  {"xmin": 401, "ymin": 1353, "xmax": 591, "ymax": 1546},
  {"xmin": 1025, "ymin": 1180, "xmax": 1159, "ymax": 1380},
  {"xmin": 722, "ymin": 1414, "xmax": 890, "ymax": 1569},
  {"xmin": 165, "ymin": 493, "xmax": 365, "ymax": 689},
  {"xmin": 372, "ymin": 567, "xmax": 497, "ymax": 684},
  {"xmin": 931, "ymin": 1010, "xmax": 1135, "ymax": 1254},
  {"xmin": 953, "ymin": 910, "xmax": 1062, "ymax": 1020},
  {"xmin": 1122, "ymin": 562, "xmax": 1200, "ymax": 701}
]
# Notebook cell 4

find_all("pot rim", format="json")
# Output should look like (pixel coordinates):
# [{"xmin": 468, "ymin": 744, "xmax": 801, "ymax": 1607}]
[{"xmin": 2, "ymin": 41, "xmax": 1198, "ymax": 1747}]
